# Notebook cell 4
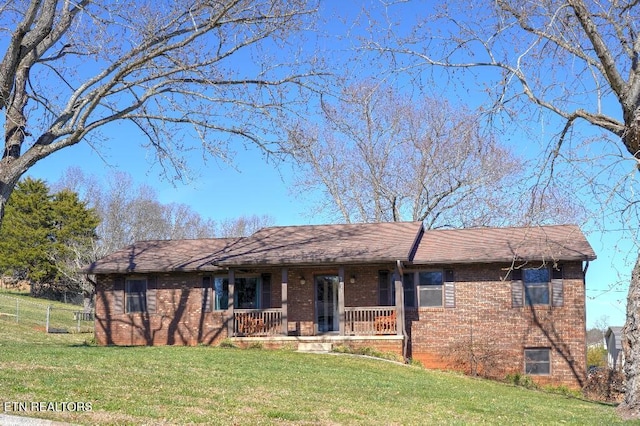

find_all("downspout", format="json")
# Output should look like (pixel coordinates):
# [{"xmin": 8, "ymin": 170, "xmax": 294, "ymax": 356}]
[{"xmin": 396, "ymin": 259, "xmax": 410, "ymax": 362}]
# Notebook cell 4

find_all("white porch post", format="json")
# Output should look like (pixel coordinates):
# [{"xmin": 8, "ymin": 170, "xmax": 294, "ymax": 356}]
[
  {"xmin": 281, "ymin": 268, "xmax": 288, "ymax": 336},
  {"xmin": 338, "ymin": 266, "xmax": 345, "ymax": 336}
]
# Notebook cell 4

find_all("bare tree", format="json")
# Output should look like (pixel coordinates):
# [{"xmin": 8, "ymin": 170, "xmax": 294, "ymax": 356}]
[
  {"xmin": 0, "ymin": 0, "xmax": 321, "ymax": 222},
  {"xmin": 366, "ymin": 0, "xmax": 640, "ymax": 416},
  {"xmin": 217, "ymin": 214, "xmax": 276, "ymax": 237},
  {"xmin": 288, "ymin": 82, "xmax": 579, "ymax": 228},
  {"xmin": 55, "ymin": 168, "xmax": 217, "ymax": 251}
]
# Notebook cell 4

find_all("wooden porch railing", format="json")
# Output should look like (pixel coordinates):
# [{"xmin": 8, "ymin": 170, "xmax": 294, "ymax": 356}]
[
  {"xmin": 345, "ymin": 306, "xmax": 397, "ymax": 335},
  {"xmin": 234, "ymin": 309, "xmax": 282, "ymax": 337}
]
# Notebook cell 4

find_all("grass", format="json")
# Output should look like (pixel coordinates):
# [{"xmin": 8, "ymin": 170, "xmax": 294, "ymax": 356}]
[
  {"xmin": 0, "ymin": 290, "xmax": 93, "ymax": 333},
  {"xmin": 0, "ymin": 296, "xmax": 635, "ymax": 425}
]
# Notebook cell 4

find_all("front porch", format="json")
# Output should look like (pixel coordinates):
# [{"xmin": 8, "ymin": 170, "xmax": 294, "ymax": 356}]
[
  {"xmin": 231, "ymin": 306, "xmax": 399, "ymax": 337},
  {"xmin": 224, "ymin": 265, "xmax": 406, "ymax": 340}
]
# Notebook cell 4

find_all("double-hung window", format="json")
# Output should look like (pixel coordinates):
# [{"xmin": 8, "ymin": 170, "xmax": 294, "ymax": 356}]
[
  {"xmin": 523, "ymin": 268, "xmax": 550, "ymax": 305},
  {"xmin": 417, "ymin": 271, "xmax": 444, "ymax": 307},
  {"xmin": 125, "ymin": 278, "xmax": 147, "ymax": 313}
]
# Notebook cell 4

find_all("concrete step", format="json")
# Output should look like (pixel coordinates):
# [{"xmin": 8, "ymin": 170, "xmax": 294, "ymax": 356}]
[{"xmin": 297, "ymin": 342, "xmax": 332, "ymax": 353}]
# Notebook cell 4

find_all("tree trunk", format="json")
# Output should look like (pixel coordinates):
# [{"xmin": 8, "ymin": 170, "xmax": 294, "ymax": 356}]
[{"xmin": 619, "ymin": 253, "xmax": 640, "ymax": 419}]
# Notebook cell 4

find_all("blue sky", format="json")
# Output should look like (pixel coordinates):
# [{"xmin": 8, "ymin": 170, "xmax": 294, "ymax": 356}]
[
  {"xmin": 18, "ymin": 1, "xmax": 636, "ymax": 330},
  {"xmin": 25, "ymin": 126, "xmax": 632, "ymax": 329}
]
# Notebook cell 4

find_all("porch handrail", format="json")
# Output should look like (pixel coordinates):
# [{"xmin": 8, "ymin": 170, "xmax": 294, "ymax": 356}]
[
  {"xmin": 233, "ymin": 309, "xmax": 282, "ymax": 337},
  {"xmin": 344, "ymin": 306, "xmax": 397, "ymax": 336}
]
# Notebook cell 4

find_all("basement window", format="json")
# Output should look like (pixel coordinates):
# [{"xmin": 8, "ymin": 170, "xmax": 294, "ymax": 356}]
[{"xmin": 524, "ymin": 348, "xmax": 550, "ymax": 375}]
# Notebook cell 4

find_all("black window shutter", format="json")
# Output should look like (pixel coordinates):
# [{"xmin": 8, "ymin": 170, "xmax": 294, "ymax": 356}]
[
  {"xmin": 113, "ymin": 277, "xmax": 124, "ymax": 314},
  {"xmin": 202, "ymin": 276, "xmax": 212, "ymax": 313},
  {"xmin": 378, "ymin": 271, "xmax": 390, "ymax": 306},
  {"xmin": 511, "ymin": 269, "xmax": 524, "ymax": 308},
  {"xmin": 146, "ymin": 276, "xmax": 157, "ymax": 314},
  {"xmin": 552, "ymin": 266, "xmax": 564, "ymax": 307},
  {"xmin": 261, "ymin": 273, "xmax": 271, "ymax": 309},
  {"xmin": 403, "ymin": 273, "xmax": 415, "ymax": 308},
  {"xmin": 444, "ymin": 269, "xmax": 455, "ymax": 308}
]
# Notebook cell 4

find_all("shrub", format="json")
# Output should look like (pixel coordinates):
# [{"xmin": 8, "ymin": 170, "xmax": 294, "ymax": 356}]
[
  {"xmin": 447, "ymin": 338, "xmax": 501, "ymax": 379},
  {"xmin": 218, "ymin": 338, "xmax": 238, "ymax": 349},
  {"xmin": 583, "ymin": 368, "xmax": 625, "ymax": 403},
  {"xmin": 505, "ymin": 372, "xmax": 538, "ymax": 389},
  {"xmin": 247, "ymin": 342, "xmax": 264, "ymax": 350},
  {"xmin": 586, "ymin": 345, "xmax": 607, "ymax": 368}
]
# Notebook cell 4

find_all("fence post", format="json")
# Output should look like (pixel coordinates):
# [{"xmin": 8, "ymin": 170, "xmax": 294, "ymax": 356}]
[
  {"xmin": 46, "ymin": 305, "xmax": 51, "ymax": 333},
  {"xmin": 77, "ymin": 313, "xmax": 80, "ymax": 333},
  {"xmin": 15, "ymin": 298, "xmax": 19, "ymax": 323}
]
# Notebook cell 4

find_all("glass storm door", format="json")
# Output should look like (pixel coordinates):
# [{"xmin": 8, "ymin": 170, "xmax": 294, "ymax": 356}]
[{"xmin": 315, "ymin": 275, "xmax": 339, "ymax": 333}]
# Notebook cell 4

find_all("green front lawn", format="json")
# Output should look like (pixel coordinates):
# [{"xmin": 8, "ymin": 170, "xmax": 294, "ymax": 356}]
[{"xmin": 0, "ymin": 316, "xmax": 633, "ymax": 424}]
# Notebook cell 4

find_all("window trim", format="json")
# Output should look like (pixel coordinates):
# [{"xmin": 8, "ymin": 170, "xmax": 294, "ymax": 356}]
[
  {"xmin": 125, "ymin": 276, "xmax": 147, "ymax": 314},
  {"xmin": 524, "ymin": 348, "xmax": 551, "ymax": 375}
]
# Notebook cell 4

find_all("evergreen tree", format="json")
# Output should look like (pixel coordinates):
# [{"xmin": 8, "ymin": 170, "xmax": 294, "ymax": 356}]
[
  {"xmin": 50, "ymin": 189, "xmax": 100, "ymax": 302},
  {"xmin": 0, "ymin": 178, "xmax": 99, "ymax": 302},
  {"xmin": 0, "ymin": 178, "xmax": 55, "ymax": 283}
]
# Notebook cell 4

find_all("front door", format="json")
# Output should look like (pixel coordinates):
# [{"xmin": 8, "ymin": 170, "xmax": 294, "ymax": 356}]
[{"xmin": 315, "ymin": 275, "xmax": 339, "ymax": 333}]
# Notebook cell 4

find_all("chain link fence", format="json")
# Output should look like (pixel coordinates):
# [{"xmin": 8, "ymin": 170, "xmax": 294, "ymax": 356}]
[{"xmin": 0, "ymin": 293, "xmax": 94, "ymax": 333}]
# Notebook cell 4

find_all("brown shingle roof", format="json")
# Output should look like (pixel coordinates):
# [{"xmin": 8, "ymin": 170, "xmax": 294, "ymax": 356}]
[
  {"xmin": 85, "ymin": 223, "xmax": 595, "ymax": 274},
  {"xmin": 215, "ymin": 221, "xmax": 424, "ymax": 266},
  {"xmin": 84, "ymin": 238, "xmax": 239, "ymax": 274},
  {"xmin": 412, "ymin": 224, "xmax": 596, "ymax": 265}
]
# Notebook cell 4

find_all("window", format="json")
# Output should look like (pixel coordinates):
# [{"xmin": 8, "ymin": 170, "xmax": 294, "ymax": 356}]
[
  {"xmin": 202, "ymin": 276, "xmax": 229, "ymax": 311},
  {"xmin": 417, "ymin": 271, "xmax": 444, "ymax": 307},
  {"xmin": 524, "ymin": 348, "xmax": 550, "ymax": 375},
  {"xmin": 523, "ymin": 268, "xmax": 550, "ymax": 305},
  {"xmin": 214, "ymin": 277, "xmax": 229, "ymax": 310},
  {"xmin": 125, "ymin": 278, "xmax": 147, "ymax": 313},
  {"xmin": 202, "ymin": 276, "xmax": 262, "ymax": 310}
]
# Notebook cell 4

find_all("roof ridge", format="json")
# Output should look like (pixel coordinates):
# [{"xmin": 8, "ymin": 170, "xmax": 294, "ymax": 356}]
[
  {"xmin": 257, "ymin": 220, "xmax": 423, "ymax": 232},
  {"xmin": 424, "ymin": 223, "xmax": 580, "ymax": 233}
]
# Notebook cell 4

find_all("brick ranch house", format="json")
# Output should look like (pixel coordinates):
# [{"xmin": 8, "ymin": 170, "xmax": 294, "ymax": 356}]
[{"xmin": 86, "ymin": 222, "xmax": 596, "ymax": 388}]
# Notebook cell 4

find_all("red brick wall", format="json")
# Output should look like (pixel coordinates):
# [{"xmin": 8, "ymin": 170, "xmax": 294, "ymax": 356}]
[
  {"xmin": 94, "ymin": 272, "xmax": 229, "ymax": 346},
  {"xmin": 94, "ymin": 261, "xmax": 587, "ymax": 388},
  {"xmin": 406, "ymin": 261, "xmax": 587, "ymax": 389},
  {"xmin": 94, "ymin": 265, "xmax": 388, "ymax": 343}
]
